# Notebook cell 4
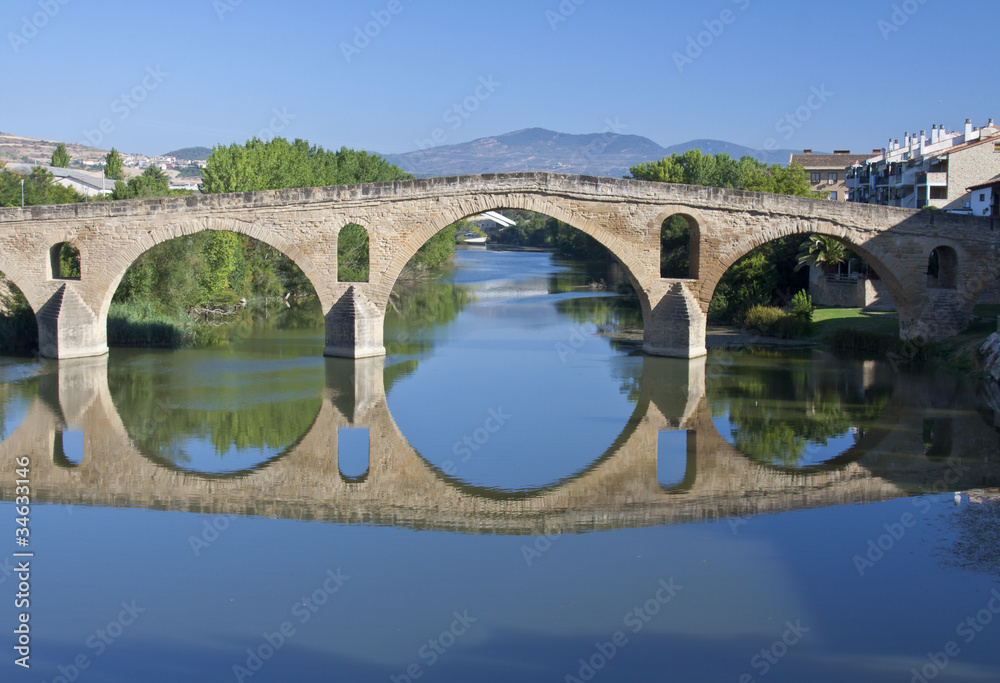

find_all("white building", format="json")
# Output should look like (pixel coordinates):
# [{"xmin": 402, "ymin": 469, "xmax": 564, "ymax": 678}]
[
  {"xmin": 846, "ymin": 118, "xmax": 1000, "ymax": 212},
  {"xmin": 968, "ymin": 175, "xmax": 1000, "ymax": 217},
  {"xmin": 6, "ymin": 163, "xmax": 116, "ymax": 197}
]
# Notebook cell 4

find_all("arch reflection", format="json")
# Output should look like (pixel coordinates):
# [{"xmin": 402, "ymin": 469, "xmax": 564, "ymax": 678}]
[{"xmin": 0, "ymin": 353, "xmax": 998, "ymax": 535}]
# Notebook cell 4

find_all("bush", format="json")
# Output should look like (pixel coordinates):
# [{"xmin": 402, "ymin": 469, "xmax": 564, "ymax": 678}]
[
  {"xmin": 739, "ymin": 304, "xmax": 811, "ymax": 339},
  {"xmin": 789, "ymin": 290, "xmax": 814, "ymax": 321}
]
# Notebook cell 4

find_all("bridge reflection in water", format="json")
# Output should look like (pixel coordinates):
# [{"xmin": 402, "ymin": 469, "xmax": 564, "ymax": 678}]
[{"xmin": 1, "ymin": 354, "xmax": 997, "ymax": 534}]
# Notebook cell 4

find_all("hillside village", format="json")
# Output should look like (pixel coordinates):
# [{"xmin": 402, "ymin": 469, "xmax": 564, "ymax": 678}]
[{"xmin": 0, "ymin": 133, "xmax": 207, "ymax": 191}]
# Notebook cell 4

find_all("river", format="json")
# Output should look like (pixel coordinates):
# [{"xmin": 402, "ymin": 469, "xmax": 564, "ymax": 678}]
[{"xmin": 1, "ymin": 246, "xmax": 999, "ymax": 682}]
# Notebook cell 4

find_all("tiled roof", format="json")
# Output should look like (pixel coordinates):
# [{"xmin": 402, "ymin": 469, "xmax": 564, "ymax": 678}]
[
  {"xmin": 789, "ymin": 153, "xmax": 872, "ymax": 169},
  {"xmin": 968, "ymin": 174, "xmax": 1000, "ymax": 192}
]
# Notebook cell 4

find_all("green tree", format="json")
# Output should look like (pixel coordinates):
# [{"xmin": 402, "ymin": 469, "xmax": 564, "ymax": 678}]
[
  {"xmin": 104, "ymin": 148, "xmax": 125, "ymax": 181},
  {"xmin": 794, "ymin": 235, "xmax": 847, "ymax": 274},
  {"xmin": 0, "ymin": 166, "xmax": 82, "ymax": 207},
  {"xmin": 112, "ymin": 164, "xmax": 174, "ymax": 200},
  {"xmin": 51, "ymin": 143, "xmax": 70, "ymax": 168}
]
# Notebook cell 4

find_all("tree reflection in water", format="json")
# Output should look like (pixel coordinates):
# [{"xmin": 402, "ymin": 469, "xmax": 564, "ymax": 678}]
[{"xmin": 707, "ymin": 349, "xmax": 892, "ymax": 468}]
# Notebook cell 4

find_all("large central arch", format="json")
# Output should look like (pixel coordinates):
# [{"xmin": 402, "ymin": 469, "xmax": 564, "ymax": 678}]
[{"xmin": 371, "ymin": 194, "xmax": 655, "ymax": 319}]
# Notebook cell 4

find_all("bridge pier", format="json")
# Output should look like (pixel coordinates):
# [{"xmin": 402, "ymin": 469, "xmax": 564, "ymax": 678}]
[
  {"xmin": 899, "ymin": 290, "xmax": 976, "ymax": 343},
  {"xmin": 323, "ymin": 287, "xmax": 386, "ymax": 359},
  {"xmin": 36, "ymin": 285, "xmax": 108, "ymax": 360},
  {"xmin": 642, "ymin": 282, "xmax": 707, "ymax": 359}
]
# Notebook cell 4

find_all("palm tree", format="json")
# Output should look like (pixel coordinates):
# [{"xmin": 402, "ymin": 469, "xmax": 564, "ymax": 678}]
[{"xmin": 794, "ymin": 235, "xmax": 846, "ymax": 274}]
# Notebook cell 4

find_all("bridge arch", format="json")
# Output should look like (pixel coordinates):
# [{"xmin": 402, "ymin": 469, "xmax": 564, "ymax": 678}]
[
  {"xmin": 927, "ymin": 245, "xmax": 959, "ymax": 289},
  {"xmin": 0, "ymin": 253, "xmax": 42, "ymax": 313},
  {"xmin": 46, "ymin": 235, "xmax": 85, "ymax": 281},
  {"xmin": 653, "ymin": 206, "xmax": 708, "ymax": 281},
  {"xmin": 95, "ymin": 215, "xmax": 333, "ymax": 325},
  {"xmin": 372, "ymin": 195, "xmax": 654, "ymax": 316},
  {"xmin": 698, "ymin": 218, "xmax": 911, "ymax": 317},
  {"xmin": 336, "ymin": 221, "xmax": 371, "ymax": 283}
]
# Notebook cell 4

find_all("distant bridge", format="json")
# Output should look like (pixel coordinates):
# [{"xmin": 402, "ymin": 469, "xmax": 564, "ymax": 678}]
[
  {"xmin": 1, "ymin": 356, "xmax": 996, "ymax": 534},
  {"xmin": 0, "ymin": 173, "xmax": 998, "ymax": 359}
]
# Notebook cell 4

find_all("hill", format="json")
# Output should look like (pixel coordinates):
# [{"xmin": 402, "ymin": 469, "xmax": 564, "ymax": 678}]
[
  {"xmin": 163, "ymin": 146, "xmax": 212, "ymax": 161},
  {"xmin": 0, "ymin": 133, "xmax": 110, "ymax": 169},
  {"xmin": 384, "ymin": 128, "xmax": 800, "ymax": 178}
]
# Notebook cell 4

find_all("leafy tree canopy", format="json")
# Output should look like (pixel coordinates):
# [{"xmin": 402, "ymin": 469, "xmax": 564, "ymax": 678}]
[
  {"xmin": 200, "ymin": 137, "xmax": 412, "ymax": 194},
  {"xmin": 104, "ymin": 148, "xmax": 125, "ymax": 180},
  {"xmin": 51, "ymin": 143, "xmax": 70, "ymax": 168},
  {"xmin": 629, "ymin": 150, "xmax": 816, "ymax": 198},
  {"xmin": 0, "ymin": 166, "xmax": 82, "ymax": 207}
]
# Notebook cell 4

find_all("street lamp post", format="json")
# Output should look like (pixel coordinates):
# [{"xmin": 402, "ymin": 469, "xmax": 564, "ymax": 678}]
[{"xmin": 21, "ymin": 178, "xmax": 24, "ymax": 207}]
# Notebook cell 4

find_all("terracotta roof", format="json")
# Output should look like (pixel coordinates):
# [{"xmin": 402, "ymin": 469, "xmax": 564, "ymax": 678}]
[
  {"xmin": 789, "ymin": 153, "xmax": 873, "ymax": 169},
  {"xmin": 967, "ymin": 174, "xmax": 1000, "ymax": 192}
]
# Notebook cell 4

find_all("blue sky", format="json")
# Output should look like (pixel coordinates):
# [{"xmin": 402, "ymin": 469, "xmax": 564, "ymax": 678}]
[{"xmin": 2, "ymin": 0, "xmax": 996, "ymax": 158}]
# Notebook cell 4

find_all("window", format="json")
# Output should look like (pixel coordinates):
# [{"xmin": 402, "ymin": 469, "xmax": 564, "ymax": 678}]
[
  {"xmin": 828, "ymin": 172, "xmax": 838, "ymax": 183},
  {"xmin": 930, "ymin": 187, "xmax": 947, "ymax": 200},
  {"xmin": 982, "ymin": 194, "xmax": 987, "ymax": 202},
  {"xmin": 810, "ymin": 172, "xmax": 821, "ymax": 183},
  {"xmin": 829, "ymin": 191, "xmax": 838, "ymax": 201},
  {"xmin": 994, "ymin": 142, "xmax": 1000, "ymax": 152}
]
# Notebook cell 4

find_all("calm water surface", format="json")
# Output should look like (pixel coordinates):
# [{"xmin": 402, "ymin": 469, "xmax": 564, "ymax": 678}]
[{"xmin": 2, "ymin": 247, "xmax": 999, "ymax": 683}]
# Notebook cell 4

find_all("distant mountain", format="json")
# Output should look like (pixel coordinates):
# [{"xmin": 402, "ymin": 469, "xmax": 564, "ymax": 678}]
[
  {"xmin": 163, "ymin": 146, "xmax": 212, "ymax": 161},
  {"xmin": 384, "ymin": 128, "xmax": 800, "ymax": 178},
  {"xmin": 662, "ymin": 139, "xmax": 798, "ymax": 166}
]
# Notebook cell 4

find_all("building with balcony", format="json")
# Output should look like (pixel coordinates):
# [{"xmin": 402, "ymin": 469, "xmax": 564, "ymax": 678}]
[
  {"xmin": 789, "ymin": 150, "xmax": 872, "ymax": 201},
  {"xmin": 846, "ymin": 118, "xmax": 1000, "ymax": 212}
]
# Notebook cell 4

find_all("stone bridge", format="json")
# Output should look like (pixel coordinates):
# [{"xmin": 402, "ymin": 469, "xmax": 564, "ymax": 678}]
[
  {"xmin": 1, "ymin": 356, "xmax": 996, "ymax": 534},
  {"xmin": 0, "ymin": 173, "xmax": 998, "ymax": 359}
]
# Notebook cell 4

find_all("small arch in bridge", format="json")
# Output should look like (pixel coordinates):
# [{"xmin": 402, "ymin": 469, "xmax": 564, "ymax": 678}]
[
  {"xmin": 338, "ymin": 427, "xmax": 370, "ymax": 483},
  {"xmin": 660, "ymin": 214, "xmax": 699, "ymax": 279},
  {"xmin": 927, "ymin": 246, "xmax": 958, "ymax": 290},
  {"xmin": 338, "ymin": 224, "xmax": 370, "ymax": 283},
  {"xmin": 657, "ymin": 430, "xmax": 695, "ymax": 491},
  {"xmin": 49, "ymin": 242, "xmax": 81, "ymax": 280},
  {"xmin": 53, "ymin": 429, "xmax": 84, "ymax": 468}
]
